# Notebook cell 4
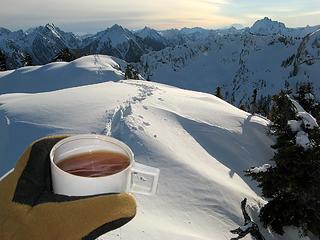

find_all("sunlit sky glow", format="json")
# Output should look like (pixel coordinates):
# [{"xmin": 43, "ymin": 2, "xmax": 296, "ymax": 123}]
[{"xmin": 1, "ymin": 0, "xmax": 319, "ymax": 33}]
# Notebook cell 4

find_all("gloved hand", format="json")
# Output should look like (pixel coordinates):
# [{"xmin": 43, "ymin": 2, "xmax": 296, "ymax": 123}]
[{"xmin": 0, "ymin": 136, "xmax": 136, "ymax": 240}]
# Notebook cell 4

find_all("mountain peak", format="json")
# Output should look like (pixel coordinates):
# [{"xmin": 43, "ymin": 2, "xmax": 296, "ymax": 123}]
[
  {"xmin": 250, "ymin": 17, "xmax": 286, "ymax": 35},
  {"xmin": 109, "ymin": 24, "xmax": 124, "ymax": 31},
  {"xmin": 135, "ymin": 26, "xmax": 162, "ymax": 40},
  {"xmin": 0, "ymin": 27, "xmax": 11, "ymax": 35},
  {"xmin": 180, "ymin": 27, "xmax": 206, "ymax": 34},
  {"xmin": 45, "ymin": 23, "xmax": 57, "ymax": 30},
  {"xmin": 229, "ymin": 23, "xmax": 244, "ymax": 30},
  {"xmin": 142, "ymin": 26, "xmax": 151, "ymax": 30}
]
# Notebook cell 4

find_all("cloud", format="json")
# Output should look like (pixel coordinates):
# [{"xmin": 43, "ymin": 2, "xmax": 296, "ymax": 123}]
[{"xmin": 0, "ymin": 0, "xmax": 319, "ymax": 31}]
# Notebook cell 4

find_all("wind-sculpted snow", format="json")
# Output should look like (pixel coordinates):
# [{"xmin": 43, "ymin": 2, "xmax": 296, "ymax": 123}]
[{"xmin": 0, "ymin": 78, "xmax": 310, "ymax": 239}]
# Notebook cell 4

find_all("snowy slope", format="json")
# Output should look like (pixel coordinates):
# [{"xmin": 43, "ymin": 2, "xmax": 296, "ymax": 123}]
[
  {"xmin": 0, "ymin": 73, "xmax": 311, "ymax": 239},
  {"xmin": 0, "ymin": 55, "xmax": 126, "ymax": 94}
]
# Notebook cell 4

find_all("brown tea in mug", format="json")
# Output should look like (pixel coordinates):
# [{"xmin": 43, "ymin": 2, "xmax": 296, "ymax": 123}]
[{"xmin": 56, "ymin": 151, "xmax": 130, "ymax": 177}]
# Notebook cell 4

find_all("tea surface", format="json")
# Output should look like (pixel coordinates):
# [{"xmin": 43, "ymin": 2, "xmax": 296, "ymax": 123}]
[{"xmin": 56, "ymin": 151, "xmax": 130, "ymax": 177}]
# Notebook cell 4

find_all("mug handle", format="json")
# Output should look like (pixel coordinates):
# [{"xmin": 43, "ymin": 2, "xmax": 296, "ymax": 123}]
[{"xmin": 129, "ymin": 162, "xmax": 160, "ymax": 195}]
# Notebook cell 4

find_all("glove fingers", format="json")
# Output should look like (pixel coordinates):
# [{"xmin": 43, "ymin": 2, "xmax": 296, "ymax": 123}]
[
  {"xmin": 12, "ymin": 136, "xmax": 68, "ymax": 206},
  {"xmin": 13, "ymin": 136, "xmax": 68, "ymax": 177},
  {"xmin": 31, "ymin": 193, "xmax": 136, "ymax": 239},
  {"xmin": 0, "ymin": 147, "xmax": 32, "ymax": 204}
]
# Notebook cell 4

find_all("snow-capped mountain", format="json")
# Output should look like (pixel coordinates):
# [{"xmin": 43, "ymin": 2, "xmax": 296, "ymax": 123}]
[
  {"xmin": 158, "ymin": 27, "xmax": 211, "ymax": 45},
  {"xmin": 249, "ymin": 17, "xmax": 286, "ymax": 35},
  {"xmin": 0, "ymin": 23, "xmax": 244, "ymax": 69},
  {"xmin": 136, "ymin": 25, "xmax": 320, "ymax": 109},
  {"xmin": 25, "ymin": 23, "xmax": 80, "ymax": 64},
  {"xmin": 134, "ymin": 26, "xmax": 168, "ymax": 51},
  {"xmin": 249, "ymin": 17, "xmax": 320, "ymax": 37},
  {"xmin": 2, "ymin": 18, "xmax": 318, "ymax": 70},
  {"xmin": 0, "ymin": 27, "xmax": 26, "ymax": 68},
  {"xmin": 0, "ymin": 23, "xmax": 80, "ymax": 68},
  {"xmin": 80, "ymin": 24, "xmax": 146, "ymax": 62},
  {"xmin": 134, "ymin": 26, "xmax": 164, "ymax": 41}
]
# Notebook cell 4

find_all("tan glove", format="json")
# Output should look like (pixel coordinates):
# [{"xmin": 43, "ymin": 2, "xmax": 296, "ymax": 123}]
[{"xmin": 0, "ymin": 136, "xmax": 136, "ymax": 240}]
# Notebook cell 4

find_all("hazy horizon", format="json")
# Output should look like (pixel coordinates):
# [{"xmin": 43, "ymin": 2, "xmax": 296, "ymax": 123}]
[
  {"xmin": 1, "ymin": 18, "xmax": 320, "ymax": 36},
  {"xmin": 0, "ymin": 0, "xmax": 319, "ymax": 34}
]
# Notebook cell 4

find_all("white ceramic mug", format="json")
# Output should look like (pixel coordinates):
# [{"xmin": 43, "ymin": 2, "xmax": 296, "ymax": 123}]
[{"xmin": 50, "ymin": 134, "xmax": 160, "ymax": 196}]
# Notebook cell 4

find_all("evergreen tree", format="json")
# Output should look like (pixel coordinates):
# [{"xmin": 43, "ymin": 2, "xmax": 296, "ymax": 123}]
[
  {"xmin": 269, "ymin": 91, "xmax": 295, "ymax": 132},
  {"xmin": 53, "ymin": 48, "xmax": 75, "ymax": 62},
  {"xmin": 23, "ymin": 53, "xmax": 33, "ymax": 66},
  {"xmin": 215, "ymin": 86, "xmax": 223, "ymax": 99},
  {"xmin": 257, "ymin": 95, "xmax": 272, "ymax": 117},
  {"xmin": 294, "ymin": 82, "xmax": 319, "ymax": 119},
  {"xmin": 239, "ymin": 104, "xmax": 246, "ymax": 111},
  {"xmin": 250, "ymin": 88, "xmax": 258, "ymax": 114},
  {"xmin": 0, "ymin": 50, "xmax": 7, "ymax": 71},
  {"xmin": 284, "ymin": 79, "xmax": 290, "ymax": 91},
  {"xmin": 125, "ymin": 64, "xmax": 139, "ymax": 80},
  {"xmin": 246, "ymin": 91, "xmax": 320, "ymax": 236}
]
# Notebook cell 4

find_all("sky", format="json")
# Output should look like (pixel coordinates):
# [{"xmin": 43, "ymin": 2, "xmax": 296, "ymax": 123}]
[{"xmin": 0, "ymin": 0, "xmax": 319, "ymax": 33}]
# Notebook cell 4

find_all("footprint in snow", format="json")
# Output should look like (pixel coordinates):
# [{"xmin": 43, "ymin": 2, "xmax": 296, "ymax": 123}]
[{"xmin": 143, "ymin": 121, "xmax": 150, "ymax": 126}]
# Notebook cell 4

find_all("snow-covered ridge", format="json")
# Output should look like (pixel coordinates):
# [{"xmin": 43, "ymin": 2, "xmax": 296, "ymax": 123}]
[{"xmin": 0, "ymin": 55, "xmax": 126, "ymax": 94}]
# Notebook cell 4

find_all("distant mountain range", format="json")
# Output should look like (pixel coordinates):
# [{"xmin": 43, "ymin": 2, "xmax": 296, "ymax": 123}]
[
  {"xmin": 1, "ymin": 17, "xmax": 320, "ymax": 108},
  {"xmin": 1, "ymin": 17, "xmax": 318, "ymax": 70},
  {"xmin": 134, "ymin": 17, "xmax": 320, "ymax": 108}
]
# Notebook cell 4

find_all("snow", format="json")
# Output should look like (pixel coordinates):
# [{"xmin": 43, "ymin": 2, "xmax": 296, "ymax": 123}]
[
  {"xmin": 288, "ymin": 120, "xmax": 301, "ymax": 132},
  {"xmin": 296, "ymin": 131, "xmax": 311, "ymax": 150},
  {"xmin": 297, "ymin": 112, "xmax": 319, "ymax": 129},
  {"xmin": 305, "ymin": 93, "xmax": 315, "ymax": 100},
  {"xmin": 289, "ymin": 97, "xmax": 319, "ymax": 129},
  {"xmin": 248, "ymin": 164, "xmax": 271, "ymax": 174},
  {"xmin": 0, "ymin": 55, "xmax": 126, "ymax": 94},
  {"xmin": 240, "ymin": 222, "xmax": 253, "ymax": 231},
  {"xmin": 0, "ymin": 55, "xmax": 312, "ymax": 240},
  {"xmin": 290, "ymin": 97, "xmax": 306, "ymax": 112}
]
